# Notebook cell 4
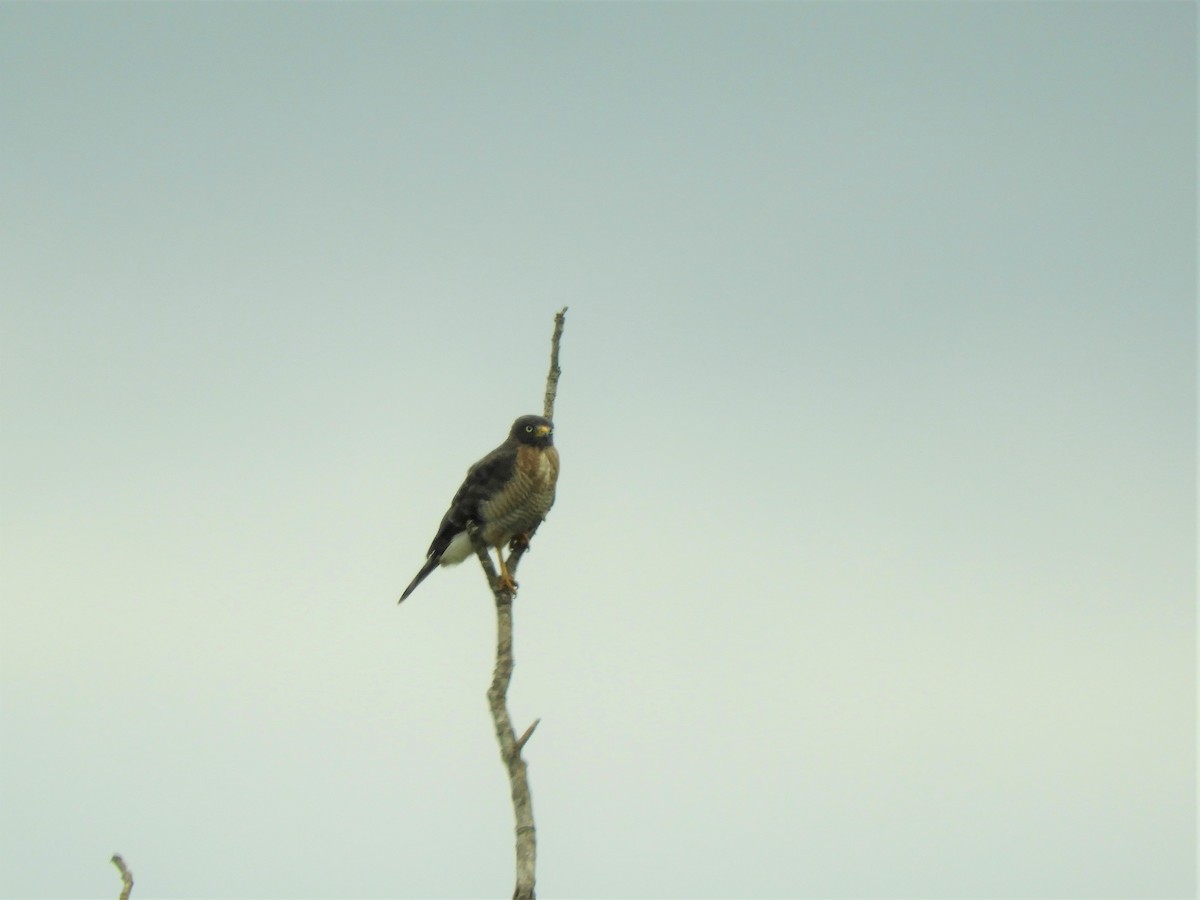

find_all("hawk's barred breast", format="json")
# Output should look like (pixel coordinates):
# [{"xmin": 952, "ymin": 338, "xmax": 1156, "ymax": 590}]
[{"xmin": 478, "ymin": 444, "xmax": 559, "ymax": 548}]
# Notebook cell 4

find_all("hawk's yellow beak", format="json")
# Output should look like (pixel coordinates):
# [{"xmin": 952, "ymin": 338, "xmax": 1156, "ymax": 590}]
[{"xmin": 535, "ymin": 424, "xmax": 552, "ymax": 437}]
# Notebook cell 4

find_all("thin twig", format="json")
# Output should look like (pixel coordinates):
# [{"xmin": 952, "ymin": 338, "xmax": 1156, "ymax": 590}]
[
  {"xmin": 515, "ymin": 718, "xmax": 542, "ymax": 753},
  {"xmin": 543, "ymin": 307, "xmax": 567, "ymax": 421},
  {"xmin": 110, "ymin": 854, "xmax": 133, "ymax": 900}
]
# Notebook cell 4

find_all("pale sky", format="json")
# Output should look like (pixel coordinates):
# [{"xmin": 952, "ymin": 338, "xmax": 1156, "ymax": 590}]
[{"xmin": 1, "ymin": 3, "xmax": 1195, "ymax": 899}]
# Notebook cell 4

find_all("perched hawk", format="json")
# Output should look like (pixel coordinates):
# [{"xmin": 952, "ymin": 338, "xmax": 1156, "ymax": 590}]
[{"xmin": 398, "ymin": 415, "xmax": 559, "ymax": 603}]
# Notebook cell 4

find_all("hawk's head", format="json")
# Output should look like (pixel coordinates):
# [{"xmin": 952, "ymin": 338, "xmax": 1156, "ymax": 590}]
[{"xmin": 510, "ymin": 415, "xmax": 554, "ymax": 448}]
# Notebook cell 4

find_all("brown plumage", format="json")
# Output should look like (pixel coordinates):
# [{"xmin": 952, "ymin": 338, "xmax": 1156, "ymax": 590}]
[{"xmin": 398, "ymin": 415, "xmax": 559, "ymax": 602}]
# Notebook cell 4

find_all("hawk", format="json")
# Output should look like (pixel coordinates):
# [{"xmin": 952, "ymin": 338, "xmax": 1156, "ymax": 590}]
[{"xmin": 398, "ymin": 415, "xmax": 559, "ymax": 603}]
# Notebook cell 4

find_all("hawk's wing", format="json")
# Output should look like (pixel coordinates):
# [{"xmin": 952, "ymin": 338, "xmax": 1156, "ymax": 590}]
[
  {"xmin": 397, "ymin": 440, "xmax": 518, "ymax": 603},
  {"xmin": 427, "ymin": 441, "xmax": 519, "ymax": 556}
]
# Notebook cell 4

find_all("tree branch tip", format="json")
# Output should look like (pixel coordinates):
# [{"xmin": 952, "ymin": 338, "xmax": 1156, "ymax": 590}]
[{"xmin": 111, "ymin": 854, "xmax": 134, "ymax": 900}]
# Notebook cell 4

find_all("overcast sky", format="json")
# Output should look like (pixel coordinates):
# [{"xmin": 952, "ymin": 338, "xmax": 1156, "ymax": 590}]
[{"xmin": 1, "ymin": 3, "xmax": 1195, "ymax": 899}]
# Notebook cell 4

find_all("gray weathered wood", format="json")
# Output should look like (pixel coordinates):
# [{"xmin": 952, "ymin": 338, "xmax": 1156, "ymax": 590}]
[{"xmin": 468, "ymin": 307, "xmax": 566, "ymax": 900}]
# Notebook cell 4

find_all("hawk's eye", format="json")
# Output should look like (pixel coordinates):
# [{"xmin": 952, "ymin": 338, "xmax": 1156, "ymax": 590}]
[{"xmin": 525, "ymin": 425, "xmax": 533, "ymax": 433}]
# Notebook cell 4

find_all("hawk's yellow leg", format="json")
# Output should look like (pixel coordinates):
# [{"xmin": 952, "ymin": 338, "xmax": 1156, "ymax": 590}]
[{"xmin": 495, "ymin": 545, "xmax": 517, "ymax": 592}]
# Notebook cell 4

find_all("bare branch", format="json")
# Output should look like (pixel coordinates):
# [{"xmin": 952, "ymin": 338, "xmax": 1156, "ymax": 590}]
[
  {"xmin": 543, "ymin": 307, "xmax": 567, "ymax": 421},
  {"xmin": 487, "ymin": 592, "xmax": 537, "ymax": 899},
  {"xmin": 466, "ymin": 520, "xmax": 503, "ymax": 596},
  {"xmin": 110, "ymin": 854, "xmax": 133, "ymax": 900},
  {"xmin": 472, "ymin": 309, "xmax": 566, "ymax": 900}
]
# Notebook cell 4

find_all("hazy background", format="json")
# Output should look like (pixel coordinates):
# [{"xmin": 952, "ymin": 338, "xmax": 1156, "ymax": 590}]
[{"xmin": 1, "ymin": 3, "xmax": 1194, "ymax": 898}]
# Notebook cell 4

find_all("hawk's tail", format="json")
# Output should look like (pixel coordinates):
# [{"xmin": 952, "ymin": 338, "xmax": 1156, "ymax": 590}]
[{"xmin": 398, "ymin": 556, "xmax": 440, "ymax": 604}]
